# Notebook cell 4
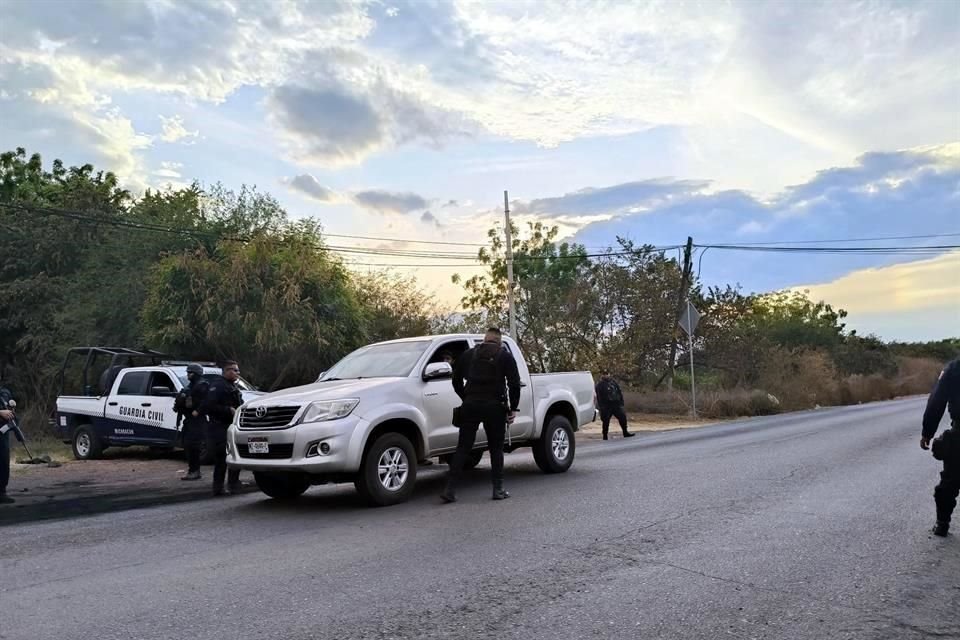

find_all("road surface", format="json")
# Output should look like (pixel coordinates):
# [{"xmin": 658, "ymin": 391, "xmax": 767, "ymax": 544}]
[{"xmin": 1, "ymin": 398, "xmax": 957, "ymax": 640}]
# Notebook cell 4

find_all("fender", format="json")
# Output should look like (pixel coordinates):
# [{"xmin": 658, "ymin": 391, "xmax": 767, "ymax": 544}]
[{"xmin": 347, "ymin": 402, "xmax": 429, "ymax": 469}]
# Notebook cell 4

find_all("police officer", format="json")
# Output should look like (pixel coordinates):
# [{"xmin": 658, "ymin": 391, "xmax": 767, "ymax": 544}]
[
  {"xmin": 442, "ymin": 328, "xmax": 521, "ymax": 503},
  {"xmin": 595, "ymin": 369, "xmax": 634, "ymax": 440},
  {"xmin": 0, "ymin": 383, "xmax": 17, "ymax": 505},
  {"xmin": 176, "ymin": 363, "xmax": 210, "ymax": 482},
  {"xmin": 921, "ymin": 358, "xmax": 960, "ymax": 537},
  {"xmin": 200, "ymin": 360, "xmax": 243, "ymax": 496}
]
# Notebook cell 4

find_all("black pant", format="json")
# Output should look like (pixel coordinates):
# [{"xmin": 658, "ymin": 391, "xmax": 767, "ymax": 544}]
[
  {"xmin": 599, "ymin": 405, "xmax": 628, "ymax": 436},
  {"xmin": 934, "ymin": 429, "xmax": 960, "ymax": 524},
  {"xmin": 0, "ymin": 431, "xmax": 9, "ymax": 496},
  {"xmin": 447, "ymin": 400, "xmax": 507, "ymax": 490},
  {"xmin": 207, "ymin": 423, "xmax": 240, "ymax": 490},
  {"xmin": 182, "ymin": 417, "xmax": 206, "ymax": 473}
]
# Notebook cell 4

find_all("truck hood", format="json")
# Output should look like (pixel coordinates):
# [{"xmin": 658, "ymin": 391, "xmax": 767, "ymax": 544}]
[{"xmin": 242, "ymin": 378, "xmax": 404, "ymax": 409}]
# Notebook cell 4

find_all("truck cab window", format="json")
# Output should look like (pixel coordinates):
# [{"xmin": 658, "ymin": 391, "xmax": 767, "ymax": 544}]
[
  {"xmin": 149, "ymin": 372, "xmax": 177, "ymax": 395},
  {"xmin": 427, "ymin": 340, "xmax": 470, "ymax": 367},
  {"xmin": 116, "ymin": 371, "xmax": 150, "ymax": 395}
]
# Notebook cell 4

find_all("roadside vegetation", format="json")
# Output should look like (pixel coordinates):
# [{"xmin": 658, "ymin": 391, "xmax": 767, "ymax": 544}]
[{"xmin": 2, "ymin": 148, "xmax": 955, "ymax": 439}]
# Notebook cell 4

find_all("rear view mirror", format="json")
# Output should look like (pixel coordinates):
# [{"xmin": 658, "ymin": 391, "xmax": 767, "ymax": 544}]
[
  {"xmin": 151, "ymin": 386, "xmax": 177, "ymax": 397},
  {"xmin": 423, "ymin": 362, "xmax": 453, "ymax": 381}
]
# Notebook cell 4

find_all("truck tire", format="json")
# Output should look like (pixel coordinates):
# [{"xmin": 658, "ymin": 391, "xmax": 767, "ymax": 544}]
[
  {"xmin": 253, "ymin": 472, "xmax": 311, "ymax": 500},
  {"xmin": 72, "ymin": 424, "xmax": 103, "ymax": 460},
  {"xmin": 356, "ymin": 433, "xmax": 417, "ymax": 507},
  {"xmin": 533, "ymin": 415, "xmax": 575, "ymax": 474},
  {"xmin": 446, "ymin": 449, "xmax": 484, "ymax": 470}
]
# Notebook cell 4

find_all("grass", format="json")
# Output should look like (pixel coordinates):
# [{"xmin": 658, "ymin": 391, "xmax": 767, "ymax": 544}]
[{"xmin": 7, "ymin": 435, "xmax": 74, "ymax": 466}]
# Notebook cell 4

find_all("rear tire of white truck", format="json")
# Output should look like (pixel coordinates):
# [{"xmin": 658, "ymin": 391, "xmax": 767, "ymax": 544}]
[
  {"xmin": 533, "ymin": 415, "xmax": 575, "ymax": 473},
  {"xmin": 356, "ymin": 433, "xmax": 417, "ymax": 507},
  {"xmin": 253, "ymin": 472, "xmax": 311, "ymax": 500},
  {"xmin": 72, "ymin": 425, "xmax": 103, "ymax": 460}
]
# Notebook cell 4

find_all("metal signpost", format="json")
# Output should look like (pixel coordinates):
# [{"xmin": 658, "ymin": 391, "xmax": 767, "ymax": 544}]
[{"xmin": 678, "ymin": 300, "xmax": 702, "ymax": 418}]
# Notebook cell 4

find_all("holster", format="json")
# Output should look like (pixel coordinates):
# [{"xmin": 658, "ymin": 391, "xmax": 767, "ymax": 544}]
[{"xmin": 932, "ymin": 428, "xmax": 959, "ymax": 462}]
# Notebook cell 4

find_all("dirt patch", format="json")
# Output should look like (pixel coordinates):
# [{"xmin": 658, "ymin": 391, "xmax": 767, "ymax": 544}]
[
  {"xmin": 1, "ymin": 448, "xmax": 255, "ymax": 527},
  {"xmin": 577, "ymin": 412, "xmax": 718, "ymax": 440}
]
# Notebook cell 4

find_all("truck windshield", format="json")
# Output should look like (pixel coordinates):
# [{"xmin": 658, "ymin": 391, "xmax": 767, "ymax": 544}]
[{"xmin": 321, "ymin": 341, "xmax": 431, "ymax": 380}]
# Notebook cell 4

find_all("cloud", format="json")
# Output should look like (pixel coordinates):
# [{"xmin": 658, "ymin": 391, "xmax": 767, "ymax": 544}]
[
  {"xmin": 442, "ymin": 199, "xmax": 459, "ymax": 208},
  {"xmin": 153, "ymin": 161, "xmax": 183, "ymax": 179},
  {"xmin": 353, "ymin": 189, "xmax": 429, "ymax": 214},
  {"xmin": 795, "ymin": 251, "xmax": 960, "ymax": 341},
  {"xmin": 519, "ymin": 178, "xmax": 711, "ymax": 217},
  {"xmin": 285, "ymin": 174, "xmax": 337, "ymax": 202},
  {"xmin": 158, "ymin": 115, "xmax": 198, "ymax": 144},
  {"xmin": 421, "ymin": 210, "xmax": 442, "ymax": 227},
  {"xmin": 564, "ymin": 144, "xmax": 960, "ymax": 291}
]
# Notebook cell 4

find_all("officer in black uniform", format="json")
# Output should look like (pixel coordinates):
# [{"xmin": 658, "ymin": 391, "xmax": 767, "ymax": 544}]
[
  {"xmin": 200, "ymin": 360, "xmax": 243, "ymax": 496},
  {"xmin": 921, "ymin": 358, "xmax": 960, "ymax": 537},
  {"xmin": 176, "ymin": 363, "xmax": 210, "ymax": 482},
  {"xmin": 595, "ymin": 369, "xmax": 634, "ymax": 440},
  {"xmin": 0, "ymin": 383, "xmax": 18, "ymax": 504},
  {"xmin": 442, "ymin": 328, "xmax": 521, "ymax": 503}
]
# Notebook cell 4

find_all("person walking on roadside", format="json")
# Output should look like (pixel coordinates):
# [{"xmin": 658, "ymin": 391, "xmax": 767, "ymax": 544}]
[
  {"xmin": 441, "ymin": 328, "xmax": 521, "ymax": 503},
  {"xmin": 201, "ymin": 360, "xmax": 244, "ymax": 496},
  {"xmin": 921, "ymin": 358, "xmax": 960, "ymax": 537},
  {"xmin": 176, "ymin": 363, "xmax": 210, "ymax": 482},
  {"xmin": 0, "ymin": 383, "xmax": 17, "ymax": 504},
  {"xmin": 595, "ymin": 369, "xmax": 634, "ymax": 440}
]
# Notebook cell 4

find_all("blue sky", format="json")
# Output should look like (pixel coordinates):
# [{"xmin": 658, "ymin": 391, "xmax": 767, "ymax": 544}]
[{"xmin": 0, "ymin": 0, "xmax": 957, "ymax": 340}]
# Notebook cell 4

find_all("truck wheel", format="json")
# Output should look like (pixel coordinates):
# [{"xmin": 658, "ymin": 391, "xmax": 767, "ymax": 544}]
[
  {"xmin": 253, "ymin": 472, "xmax": 311, "ymax": 500},
  {"xmin": 447, "ymin": 449, "xmax": 484, "ymax": 470},
  {"xmin": 72, "ymin": 425, "xmax": 103, "ymax": 460},
  {"xmin": 356, "ymin": 433, "xmax": 417, "ymax": 507},
  {"xmin": 533, "ymin": 415, "xmax": 575, "ymax": 474}
]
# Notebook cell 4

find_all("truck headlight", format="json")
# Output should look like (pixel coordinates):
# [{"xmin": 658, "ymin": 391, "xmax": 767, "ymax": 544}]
[{"xmin": 298, "ymin": 399, "xmax": 359, "ymax": 424}]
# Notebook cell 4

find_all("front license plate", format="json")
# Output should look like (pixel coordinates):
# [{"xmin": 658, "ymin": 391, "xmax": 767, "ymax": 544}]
[{"xmin": 248, "ymin": 439, "xmax": 269, "ymax": 454}]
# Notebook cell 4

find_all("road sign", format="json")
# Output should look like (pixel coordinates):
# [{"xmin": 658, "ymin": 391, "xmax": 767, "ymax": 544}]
[{"xmin": 678, "ymin": 301, "xmax": 701, "ymax": 336}]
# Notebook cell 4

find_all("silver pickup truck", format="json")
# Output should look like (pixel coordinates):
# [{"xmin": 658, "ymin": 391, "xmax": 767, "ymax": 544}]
[{"xmin": 227, "ymin": 334, "xmax": 596, "ymax": 506}]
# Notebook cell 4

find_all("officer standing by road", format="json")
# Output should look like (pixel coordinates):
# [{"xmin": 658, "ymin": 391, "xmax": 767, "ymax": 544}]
[
  {"xmin": 201, "ymin": 360, "xmax": 244, "ymax": 496},
  {"xmin": 0, "ymin": 382, "xmax": 17, "ymax": 505},
  {"xmin": 176, "ymin": 363, "xmax": 210, "ymax": 482},
  {"xmin": 442, "ymin": 328, "xmax": 521, "ymax": 503},
  {"xmin": 921, "ymin": 358, "xmax": 960, "ymax": 537},
  {"xmin": 594, "ymin": 369, "xmax": 635, "ymax": 440}
]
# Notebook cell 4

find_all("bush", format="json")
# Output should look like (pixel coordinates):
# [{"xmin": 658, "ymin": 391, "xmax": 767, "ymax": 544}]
[
  {"xmin": 892, "ymin": 357, "xmax": 944, "ymax": 397},
  {"xmin": 623, "ymin": 388, "xmax": 781, "ymax": 419}
]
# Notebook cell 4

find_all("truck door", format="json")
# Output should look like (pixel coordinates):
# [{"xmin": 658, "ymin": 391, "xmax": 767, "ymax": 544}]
[
  {"xmin": 420, "ymin": 340, "xmax": 471, "ymax": 454},
  {"xmin": 102, "ymin": 370, "xmax": 171, "ymax": 445},
  {"xmin": 146, "ymin": 371, "xmax": 181, "ymax": 445}
]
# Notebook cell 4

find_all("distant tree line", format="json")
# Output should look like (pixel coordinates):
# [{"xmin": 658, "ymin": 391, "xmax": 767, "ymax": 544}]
[{"xmin": 2, "ymin": 148, "xmax": 956, "ymax": 428}]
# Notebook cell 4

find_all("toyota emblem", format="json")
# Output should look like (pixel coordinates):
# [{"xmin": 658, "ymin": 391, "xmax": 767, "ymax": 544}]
[{"xmin": 255, "ymin": 406, "xmax": 267, "ymax": 419}]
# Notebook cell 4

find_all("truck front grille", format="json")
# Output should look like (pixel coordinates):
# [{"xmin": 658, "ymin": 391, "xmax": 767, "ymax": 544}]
[
  {"xmin": 237, "ymin": 443, "xmax": 295, "ymax": 459},
  {"xmin": 238, "ymin": 406, "xmax": 300, "ymax": 430}
]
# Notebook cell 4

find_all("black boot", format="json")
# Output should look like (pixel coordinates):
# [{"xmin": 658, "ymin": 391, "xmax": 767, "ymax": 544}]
[
  {"xmin": 181, "ymin": 470, "xmax": 202, "ymax": 481},
  {"xmin": 623, "ymin": 431, "xmax": 635, "ymax": 438},
  {"xmin": 602, "ymin": 433, "xmax": 608, "ymax": 441},
  {"xmin": 932, "ymin": 520, "xmax": 949, "ymax": 537},
  {"xmin": 440, "ymin": 486, "xmax": 457, "ymax": 503},
  {"xmin": 0, "ymin": 493, "xmax": 14, "ymax": 505},
  {"xmin": 492, "ymin": 480, "xmax": 510, "ymax": 500}
]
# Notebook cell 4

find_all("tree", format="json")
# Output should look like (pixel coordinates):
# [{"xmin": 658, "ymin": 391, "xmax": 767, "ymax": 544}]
[{"xmin": 142, "ymin": 220, "xmax": 365, "ymax": 391}]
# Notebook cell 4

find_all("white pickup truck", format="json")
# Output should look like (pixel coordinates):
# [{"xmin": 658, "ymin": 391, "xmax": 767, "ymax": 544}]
[
  {"xmin": 55, "ymin": 348, "xmax": 260, "ymax": 460},
  {"xmin": 227, "ymin": 334, "xmax": 596, "ymax": 505}
]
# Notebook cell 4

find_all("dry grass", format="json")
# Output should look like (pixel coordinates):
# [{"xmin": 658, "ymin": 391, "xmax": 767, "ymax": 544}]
[
  {"xmin": 7, "ymin": 436, "xmax": 73, "ymax": 468},
  {"xmin": 624, "ymin": 388, "xmax": 781, "ymax": 419}
]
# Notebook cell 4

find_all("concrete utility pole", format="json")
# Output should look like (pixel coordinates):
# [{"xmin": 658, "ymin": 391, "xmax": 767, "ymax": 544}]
[
  {"xmin": 666, "ymin": 236, "xmax": 694, "ymax": 390},
  {"xmin": 503, "ymin": 190, "xmax": 518, "ymax": 339}
]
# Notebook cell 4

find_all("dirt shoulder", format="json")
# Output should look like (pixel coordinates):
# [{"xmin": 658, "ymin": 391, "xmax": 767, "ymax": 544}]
[{"xmin": 577, "ymin": 412, "xmax": 718, "ymax": 439}]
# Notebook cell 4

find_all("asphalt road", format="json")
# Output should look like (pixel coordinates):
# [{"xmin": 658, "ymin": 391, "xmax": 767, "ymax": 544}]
[{"xmin": 1, "ymin": 398, "xmax": 957, "ymax": 640}]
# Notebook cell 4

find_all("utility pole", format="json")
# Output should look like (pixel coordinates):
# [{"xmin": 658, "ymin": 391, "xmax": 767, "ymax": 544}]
[
  {"xmin": 503, "ymin": 190, "xmax": 517, "ymax": 339},
  {"xmin": 665, "ymin": 236, "xmax": 693, "ymax": 390}
]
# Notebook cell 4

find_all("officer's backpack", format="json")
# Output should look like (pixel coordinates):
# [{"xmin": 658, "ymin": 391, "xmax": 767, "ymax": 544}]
[{"xmin": 468, "ymin": 343, "xmax": 501, "ymax": 385}]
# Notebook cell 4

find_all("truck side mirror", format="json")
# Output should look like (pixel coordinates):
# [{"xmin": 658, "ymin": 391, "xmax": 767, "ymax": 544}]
[{"xmin": 422, "ymin": 362, "xmax": 453, "ymax": 381}]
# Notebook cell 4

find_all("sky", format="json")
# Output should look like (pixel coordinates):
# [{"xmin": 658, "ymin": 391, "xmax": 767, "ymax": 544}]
[{"xmin": 0, "ymin": 0, "xmax": 957, "ymax": 341}]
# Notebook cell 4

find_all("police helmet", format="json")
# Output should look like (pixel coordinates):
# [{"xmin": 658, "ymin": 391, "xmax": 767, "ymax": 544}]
[{"xmin": 186, "ymin": 363, "xmax": 204, "ymax": 377}]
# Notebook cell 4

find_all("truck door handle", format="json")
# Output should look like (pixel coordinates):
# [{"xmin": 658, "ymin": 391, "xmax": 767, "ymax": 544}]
[
  {"xmin": 108, "ymin": 402, "xmax": 118, "ymax": 406},
  {"xmin": 519, "ymin": 382, "xmax": 527, "ymax": 388},
  {"xmin": 141, "ymin": 402, "xmax": 152, "ymax": 407}
]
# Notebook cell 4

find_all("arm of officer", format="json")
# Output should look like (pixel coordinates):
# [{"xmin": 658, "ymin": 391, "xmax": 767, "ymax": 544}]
[
  {"xmin": 199, "ymin": 383, "xmax": 227, "ymax": 423},
  {"xmin": 921, "ymin": 361, "xmax": 956, "ymax": 447},
  {"xmin": 502, "ymin": 351, "xmax": 521, "ymax": 411},
  {"xmin": 452, "ymin": 350, "xmax": 469, "ymax": 399}
]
